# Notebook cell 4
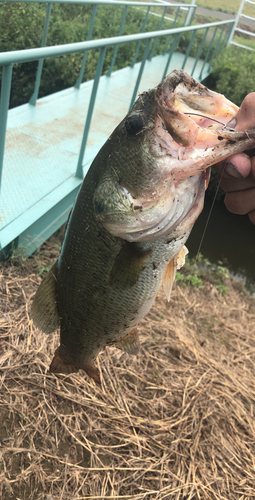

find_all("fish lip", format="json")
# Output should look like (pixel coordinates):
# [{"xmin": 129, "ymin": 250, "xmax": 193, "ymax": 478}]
[{"xmin": 154, "ymin": 70, "xmax": 255, "ymax": 159}]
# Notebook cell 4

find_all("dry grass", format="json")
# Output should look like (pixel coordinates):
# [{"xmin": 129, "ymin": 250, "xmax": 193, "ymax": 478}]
[{"xmin": 1, "ymin": 234, "xmax": 255, "ymax": 500}]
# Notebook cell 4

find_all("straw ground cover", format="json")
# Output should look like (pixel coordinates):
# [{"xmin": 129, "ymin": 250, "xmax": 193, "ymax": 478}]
[{"xmin": 0, "ymin": 233, "xmax": 255, "ymax": 499}]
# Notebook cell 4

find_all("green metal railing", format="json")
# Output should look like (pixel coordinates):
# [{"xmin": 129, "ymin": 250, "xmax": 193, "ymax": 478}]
[
  {"xmin": 228, "ymin": 0, "xmax": 255, "ymax": 50},
  {"xmin": 0, "ymin": 15, "xmax": 234, "ymax": 191},
  {"xmin": 0, "ymin": 0, "xmax": 197, "ymax": 104}
]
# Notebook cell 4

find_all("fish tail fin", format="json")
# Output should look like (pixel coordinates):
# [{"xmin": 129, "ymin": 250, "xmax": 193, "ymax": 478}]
[
  {"xmin": 84, "ymin": 362, "xmax": 101, "ymax": 387},
  {"xmin": 50, "ymin": 347, "xmax": 101, "ymax": 386},
  {"xmin": 50, "ymin": 350, "xmax": 80, "ymax": 375},
  {"xmin": 31, "ymin": 261, "xmax": 60, "ymax": 333}
]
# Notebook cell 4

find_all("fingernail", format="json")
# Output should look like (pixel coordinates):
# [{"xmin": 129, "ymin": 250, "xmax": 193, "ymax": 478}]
[
  {"xmin": 225, "ymin": 118, "xmax": 236, "ymax": 130},
  {"xmin": 225, "ymin": 162, "xmax": 243, "ymax": 178}
]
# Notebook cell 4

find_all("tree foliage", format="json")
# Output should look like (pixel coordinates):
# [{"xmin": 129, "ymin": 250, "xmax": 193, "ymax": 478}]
[
  {"xmin": 206, "ymin": 45, "xmax": 255, "ymax": 106},
  {"xmin": 0, "ymin": 2, "xmax": 176, "ymax": 107},
  {"xmin": 0, "ymin": 2, "xmax": 216, "ymax": 108}
]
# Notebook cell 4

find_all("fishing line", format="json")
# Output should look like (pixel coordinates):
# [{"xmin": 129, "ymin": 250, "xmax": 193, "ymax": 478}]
[
  {"xmin": 183, "ymin": 111, "xmax": 234, "ymax": 267},
  {"xmin": 183, "ymin": 109, "xmax": 229, "ymax": 261},
  {"xmin": 195, "ymin": 166, "xmax": 226, "ymax": 262},
  {"xmin": 183, "ymin": 112, "xmax": 226, "ymax": 127}
]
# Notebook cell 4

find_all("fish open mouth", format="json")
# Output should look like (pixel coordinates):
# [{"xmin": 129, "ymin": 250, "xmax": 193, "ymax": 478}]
[
  {"xmin": 153, "ymin": 70, "xmax": 255, "ymax": 181},
  {"xmin": 94, "ymin": 70, "xmax": 255, "ymax": 244},
  {"xmin": 154, "ymin": 71, "xmax": 238, "ymax": 174}
]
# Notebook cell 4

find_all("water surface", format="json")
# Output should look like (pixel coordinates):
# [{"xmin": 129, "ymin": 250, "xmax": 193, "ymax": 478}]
[{"xmin": 187, "ymin": 194, "xmax": 255, "ymax": 291}]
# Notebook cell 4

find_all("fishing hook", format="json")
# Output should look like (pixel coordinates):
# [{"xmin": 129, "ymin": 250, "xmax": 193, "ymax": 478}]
[{"xmin": 184, "ymin": 112, "xmax": 227, "ymax": 127}]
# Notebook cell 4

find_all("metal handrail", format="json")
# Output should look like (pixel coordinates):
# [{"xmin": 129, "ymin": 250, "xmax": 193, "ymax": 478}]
[
  {"xmin": 228, "ymin": 0, "xmax": 255, "ymax": 48},
  {"xmin": 0, "ymin": 0, "xmax": 196, "ymax": 6},
  {"xmin": 236, "ymin": 27, "xmax": 255, "ymax": 37},
  {"xmin": 1, "ymin": 0, "xmax": 196, "ymax": 102},
  {"xmin": 0, "ymin": 18, "xmax": 234, "ymax": 188},
  {"xmin": 0, "ymin": 20, "xmax": 234, "ymax": 65}
]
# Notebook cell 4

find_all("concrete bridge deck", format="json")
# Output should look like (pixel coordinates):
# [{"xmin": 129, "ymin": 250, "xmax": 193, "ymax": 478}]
[{"xmin": 1, "ymin": 51, "xmax": 209, "ymax": 256}]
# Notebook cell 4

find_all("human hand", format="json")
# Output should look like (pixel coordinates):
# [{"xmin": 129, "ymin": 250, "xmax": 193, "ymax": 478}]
[{"xmin": 213, "ymin": 93, "xmax": 255, "ymax": 224}]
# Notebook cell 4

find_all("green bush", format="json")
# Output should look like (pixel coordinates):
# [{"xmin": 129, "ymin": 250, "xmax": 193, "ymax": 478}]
[
  {"xmin": 206, "ymin": 45, "xmax": 255, "ymax": 106},
  {"xmin": 0, "ymin": 2, "xmax": 220, "ymax": 109},
  {"xmin": 0, "ymin": 2, "xmax": 177, "ymax": 108}
]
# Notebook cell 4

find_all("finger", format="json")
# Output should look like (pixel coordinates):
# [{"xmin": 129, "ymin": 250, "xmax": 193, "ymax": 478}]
[
  {"xmin": 234, "ymin": 93, "xmax": 255, "ymax": 131},
  {"xmin": 249, "ymin": 209, "xmax": 255, "ymax": 225},
  {"xmin": 213, "ymin": 147, "xmax": 253, "ymax": 181},
  {"xmin": 221, "ymin": 175, "xmax": 255, "ymax": 192},
  {"xmin": 220, "ymin": 158, "xmax": 255, "ymax": 190},
  {"xmin": 224, "ymin": 187, "xmax": 255, "ymax": 214},
  {"xmin": 251, "ymin": 156, "xmax": 255, "ymax": 180},
  {"xmin": 224, "ymin": 153, "xmax": 251, "ymax": 178}
]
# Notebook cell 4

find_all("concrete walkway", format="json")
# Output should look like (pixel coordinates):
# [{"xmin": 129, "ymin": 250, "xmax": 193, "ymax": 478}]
[{"xmin": 1, "ymin": 52, "xmax": 209, "ymax": 256}]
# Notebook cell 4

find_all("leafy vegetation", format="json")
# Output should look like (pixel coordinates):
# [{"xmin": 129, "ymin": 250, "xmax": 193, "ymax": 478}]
[
  {"xmin": 0, "ymin": 2, "xmax": 176, "ymax": 107},
  {"xmin": 206, "ymin": 45, "xmax": 255, "ymax": 106},
  {"xmin": 0, "ymin": 2, "xmax": 222, "ymax": 108},
  {"xmin": 176, "ymin": 253, "xmax": 230, "ymax": 294}
]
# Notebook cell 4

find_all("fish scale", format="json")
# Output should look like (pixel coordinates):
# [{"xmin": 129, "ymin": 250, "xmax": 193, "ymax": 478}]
[{"xmin": 31, "ymin": 70, "xmax": 255, "ymax": 385}]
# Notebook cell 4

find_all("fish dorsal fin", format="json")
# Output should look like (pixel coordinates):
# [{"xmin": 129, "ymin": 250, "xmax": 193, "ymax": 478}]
[
  {"xmin": 163, "ymin": 245, "xmax": 188, "ymax": 302},
  {"xmin": 31, "ymin": 261, "xmax": 60, "ymax": 334},
  {"xmin": 114, "ymin": 328, "xmax": 140, "ymax": 355}
]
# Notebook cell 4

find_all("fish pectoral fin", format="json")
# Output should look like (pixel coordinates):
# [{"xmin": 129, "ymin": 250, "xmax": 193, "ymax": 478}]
[
  {"xmin": 31, "ymin": 261, "xmax": 60, "ymax": 333},
  {"xmin": 176, "ymin": 245, "xmax": 189, "ymax": 269},
  {"xmin": 114, "ymin": 328, "xmax": 140, "ymax": 355},
  {"xmin": 163, "ymin": 245, "xmax": 188, "ymax": 302},
  {"xmin": 109, "ymin": 242, "xmax": 151, "ymax": 287},
  {"xmin": 50, "ymin": 347, "xmax": 101, "ymax": 386},
  {"xmin": 163, "ymin": 258, "xmax": 176, "ymax": 302}
]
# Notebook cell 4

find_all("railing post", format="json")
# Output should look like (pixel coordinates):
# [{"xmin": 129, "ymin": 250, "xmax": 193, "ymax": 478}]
[
  {"xmin": 162, "ymin": 31, "xmax": 181, "ymax": 80},
  {"xmin": 130, "ymin": 6, "xmax": 150, "ymax": 68},
  {"xmin": 219, "ymin": 22, "xmax": 233, "ymax": 52},
  {"xmin": 187, "ymin": 5, "xmax": 196, "ymax": 27},
  {"xmin": 185, "ymin": 0, "xmax": 196, "ymax": 26},
  {"xmin": 225, "ymin": 21, "xmax": 234, "ymax": 47},
  {"xmin": 148, "ymin": 6, "xmax": 167, "ymax": 60},
  {"xmin": 129, "ymin": 38, "xmax": 151, "ymax": 110},
  {"xmin": 0, "ymin": 64, "xmax": 12, "ymax": 193},
  {"xmin": 163, "ymin": 7, "xmax": 180, "ymax": 55},
  {"xmin": 29, "ymin": 2, "xmax": 52, "ymax": 106},
  {"xmin": 191, "ymin": 26, "xmax": 209, "ymax": 76},
  {"xmin": 199, "ymin": 25, "xmax": 218, "ymax": 80},
  {"xmin": 74, "ymin": 4, "xmax": 98, "ymax": 89},
  {"xmin": 181, "ymin": 30, "xmax": 196, "ymax": 70},
  {"xmin": 106, "ymin": 5, "xmax": 128, "ymax": 77},
  {"xmin": 228, "ymin": 0, "xmax": 246, "ymax": 46},
  {"xmin": 76, "ymin": 47, "xmax": 107, "ymax": 178},
  {"xmin": 208, "ymin": 24, "xmax": 225, "ymax": 73}
]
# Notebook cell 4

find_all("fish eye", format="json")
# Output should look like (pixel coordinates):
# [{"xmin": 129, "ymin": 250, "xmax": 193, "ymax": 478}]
[{"xmin": 125, "ymin": 113, "xmax": 144, "ymax": 136}]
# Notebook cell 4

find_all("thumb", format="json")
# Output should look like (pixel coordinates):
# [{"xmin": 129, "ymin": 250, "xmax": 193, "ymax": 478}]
[{"xmin": 232, "ymin": 93, "xmax": 255, "ymax": 132}]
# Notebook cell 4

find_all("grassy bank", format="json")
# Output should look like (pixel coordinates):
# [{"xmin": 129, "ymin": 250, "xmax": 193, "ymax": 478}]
[
  {"xmin": 0, "ymin": 229, "xmax": 255, "ymax": 499},
  {"xmin": 177, "ymin": 0, "xmax": 255, "ymax": 16}
]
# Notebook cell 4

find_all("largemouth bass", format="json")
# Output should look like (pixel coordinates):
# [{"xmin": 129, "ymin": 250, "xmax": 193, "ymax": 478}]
[{"xmin": 31, "ymin": 70, "xmax": 255, "ymax": 385}]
